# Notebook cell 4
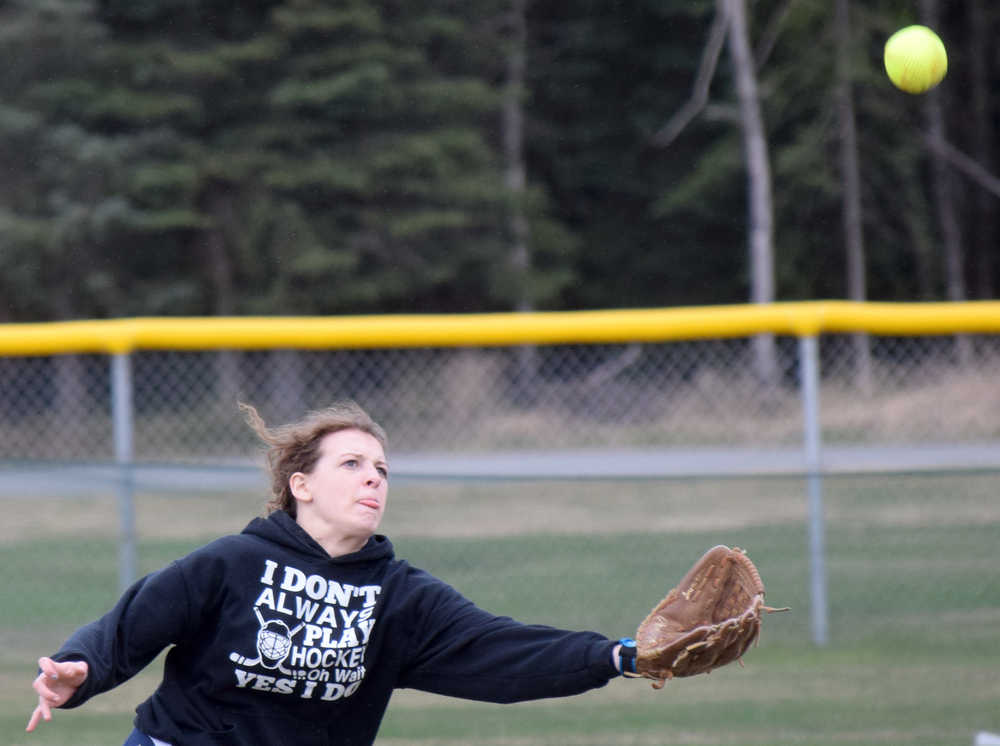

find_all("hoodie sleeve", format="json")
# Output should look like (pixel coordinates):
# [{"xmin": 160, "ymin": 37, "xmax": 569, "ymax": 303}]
[
  {"xmin": 50, "ymin": 560, "xmax": 194, "ymax": 708},
  {"xmin": 396, "ymin": 570, "xmax": 619, "ymax": 703}
]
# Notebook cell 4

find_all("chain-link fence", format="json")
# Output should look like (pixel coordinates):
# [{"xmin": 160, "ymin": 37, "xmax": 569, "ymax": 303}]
[
  {"xmin": 3, "ymin": 319, "xmax": 1000, "ymax": 743},
  {"xmin": 3, "ymin": 334, "xmax": 999, "ymax": 462}
]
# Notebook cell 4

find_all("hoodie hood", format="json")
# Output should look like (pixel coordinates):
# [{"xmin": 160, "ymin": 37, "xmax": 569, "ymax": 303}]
[{"xmin": 242, "ymin": 510, "xmax": 395, "ymax": 564}]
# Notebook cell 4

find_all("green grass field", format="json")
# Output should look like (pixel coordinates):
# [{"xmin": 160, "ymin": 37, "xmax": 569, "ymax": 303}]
[{"xmin": 3, "ymin": 472, "xmax": 999, "ymax": 745}]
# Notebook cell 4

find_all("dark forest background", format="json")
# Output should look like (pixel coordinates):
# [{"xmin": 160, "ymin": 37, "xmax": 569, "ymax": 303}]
[{"xmin": 1, "ymin": 0, "xmax": 995, "ymax": 321}]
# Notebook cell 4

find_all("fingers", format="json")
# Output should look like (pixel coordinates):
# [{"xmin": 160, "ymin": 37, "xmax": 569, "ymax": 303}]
[
  {"xmin": 63, "ymin": 659, "xmax": 88, "ymax": 684},
  {"xmin": 28, "ymin": 656, "xmax": 89, "ymax": 731},
  {"xmin": 37, "ymin": 656, "xmax": 58, "ymax": 676},
  {"xmin": 38, "ymin": 656, "xmax": 88, "ymax": 684},
  {"xmin": 33, "ymin": 659, "xmax": 62, "ymax": 701},
  {"xmin": 25, "ymin": 701, "xmax": 50, "ymax": 733},
  {"xmin": 27, "ymin": 658, "xmax": 62, "ymax": 732},
  {"xmin": 32, "ymin": 679, "xmax": 59, "ymax": 705},
  {"xmin": 36, "ymin": 657, "xmax": 65, "ymax": 693},
  {"xmin": 36, "ymin": 656, "xmax": 88, "ymax": 690},
  {"xmin": 31, "ymin": 671, "xmax": 62, "ymax": 713}
]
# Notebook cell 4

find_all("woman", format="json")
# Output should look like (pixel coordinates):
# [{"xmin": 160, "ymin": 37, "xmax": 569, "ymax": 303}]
[{"xmin": 27, "ymin": 401, "xmax": 632, "ymax": 746}]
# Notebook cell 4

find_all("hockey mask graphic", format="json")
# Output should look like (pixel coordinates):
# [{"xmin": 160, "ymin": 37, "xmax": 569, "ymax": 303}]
[
  {"xmin": 230, "ymin": 606, "xmax": 304, "ymax": 675},
  {"xmin": 257, "ymin": 619, "xmax": 296, "ymax": 669}
]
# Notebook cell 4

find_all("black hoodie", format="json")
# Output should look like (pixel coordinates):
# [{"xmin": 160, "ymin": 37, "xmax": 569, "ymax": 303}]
[{"xmin": 52, "ymin": 511, "xmax": 619, "ymax": 745}]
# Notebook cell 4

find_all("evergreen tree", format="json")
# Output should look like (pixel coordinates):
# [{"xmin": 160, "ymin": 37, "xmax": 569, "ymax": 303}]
[
  {"xmin": 0, "ymin": 0, "xmax": 122, "ymax": 320},
  {"xmin": 1, "ymin": 0, "xmax": 998, "ymax": 321}
]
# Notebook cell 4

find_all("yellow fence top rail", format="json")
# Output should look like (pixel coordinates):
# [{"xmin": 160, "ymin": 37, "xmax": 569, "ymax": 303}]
[{"xmin": 2, "ymin": 300, "xmax": 1000, "ymax": 356}]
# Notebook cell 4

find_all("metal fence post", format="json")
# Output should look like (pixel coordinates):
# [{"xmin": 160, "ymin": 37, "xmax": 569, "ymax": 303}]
[
  {"xmin": 799, "ymin": 334, "xmax": 829, "ymax": 646},
  {"xmin": 111, "ymin": 352, "xmax": 137, "ymax": 591}
]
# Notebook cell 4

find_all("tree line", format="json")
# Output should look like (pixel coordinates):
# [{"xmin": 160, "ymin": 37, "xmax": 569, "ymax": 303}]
[{"xmin": 0, "ymin": 0, "xmax": 995, "ymax": 323}]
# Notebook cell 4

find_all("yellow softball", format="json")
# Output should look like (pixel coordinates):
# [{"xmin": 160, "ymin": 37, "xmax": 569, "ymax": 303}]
[{"xmin": 884, "ymin": 25, "xmax": 948, "ymax": 94}]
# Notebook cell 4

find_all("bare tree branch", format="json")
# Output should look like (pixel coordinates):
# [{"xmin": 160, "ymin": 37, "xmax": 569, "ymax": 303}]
[
  {"xmin": 754, "ymin": 0, "xmax": 796, "ymax": 70},
  {"xmin": 925, "ymin": 132, "xmax": 1000, "ymax": 199},
  {"xmin": 649, "ymin": 4, "xmax": 729, "ymax": 148}
]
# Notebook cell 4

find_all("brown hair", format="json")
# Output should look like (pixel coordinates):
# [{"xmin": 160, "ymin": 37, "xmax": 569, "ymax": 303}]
[{"xmin": 240, "ymin": 401, "xmax": 388, "ymax": 518}]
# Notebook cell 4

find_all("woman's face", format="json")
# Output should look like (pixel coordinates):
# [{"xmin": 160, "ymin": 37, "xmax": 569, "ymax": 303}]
[{"xmin": 291, "ymin": 428, "xmax": 389, "ymax": 542}]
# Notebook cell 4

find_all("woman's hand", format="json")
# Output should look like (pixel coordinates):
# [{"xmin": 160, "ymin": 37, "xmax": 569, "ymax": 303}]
[{"xmin": 25, "ymin": 657, "xmax": 89, "ymax": 732}]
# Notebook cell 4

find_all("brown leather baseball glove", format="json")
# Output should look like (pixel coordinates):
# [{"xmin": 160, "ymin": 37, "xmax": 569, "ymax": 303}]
[{"xmin": 630, "ymin": 545, "xmax": 787, "ymax": 688}]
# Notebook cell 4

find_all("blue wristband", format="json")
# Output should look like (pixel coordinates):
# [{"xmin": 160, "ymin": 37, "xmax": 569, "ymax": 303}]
[{"xmin": 617, "ymin": 637, "xmax": 638, "ymax": 676}]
